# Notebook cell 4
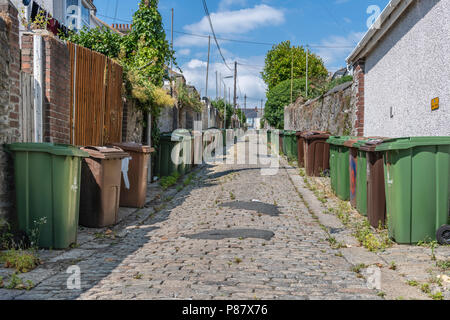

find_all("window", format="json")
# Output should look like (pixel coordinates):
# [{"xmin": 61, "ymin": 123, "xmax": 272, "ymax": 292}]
[
  {"xmin": 81, "ymin": 2, "xmax": 90, "ymax": 27},
  {"xmin": 65, "ymin": 0, "xmax": 91, "ymax": 30}
]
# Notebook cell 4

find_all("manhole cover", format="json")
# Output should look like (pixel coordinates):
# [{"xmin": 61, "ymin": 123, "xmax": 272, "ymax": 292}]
[
  {"xmin": 220, "ymin": 201, "xmax": 280, "ymax": 216},
  {"xmin": 184, "ymin": 229, "xmax": 275, "ymax": 240}
]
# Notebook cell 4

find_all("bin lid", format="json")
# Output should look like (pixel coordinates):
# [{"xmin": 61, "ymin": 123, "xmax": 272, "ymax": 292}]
[
  {"xmin": 283, "ymin": 130, "xmax": 297, "ymax": 136},
  {"xmin": 359, "ymin": 138, "xmax": 389, "ymax": 152},
  {"xmin": 343, "ymin": 137, "xmax": 369, "ymax": 148},
  {"xmin": 375, "ymin": 137, "xmax": 450, "ymax": 152},
  {"xmin": 170, "ymin": 129, "xmax": 193, "ymax": 141},
  {"xmin": 8, "ymin": 143, "xmax": 89, "ymax": 157},
  {"xmin": 81, "ymin": 146, "xmax": 129, "ymax": 160},
  {"xmin": 110, "ymin": 142, "xmax": 155, "ymax": 154},
  {"xmin": 326, "ymin": 136, "xmax": 354, "ymax": 146},
  {"xmin": 301, "ymin": 131, "xmax": 331, "ymax": 141}
]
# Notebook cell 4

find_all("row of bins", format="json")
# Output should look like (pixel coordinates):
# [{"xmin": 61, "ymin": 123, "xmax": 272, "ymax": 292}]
[
  {"xmin": 272, "ymin": 130, "xmax": 450, "ymax": 244},
  {"xmin": 7, "ymin": 142, "xmax": 154, "ymax": 249},
  {"xmin": 327, "ymin": 136, "xmax": 450, "ymax": 245}
]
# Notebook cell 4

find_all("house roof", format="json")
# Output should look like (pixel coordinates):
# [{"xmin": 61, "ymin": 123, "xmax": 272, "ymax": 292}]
[
  {"xmin": 346, "ymin": 0, "xmax": 415, "ymax": 64},
  {"xmin": 241, "ymin": 108, "xmax": 260, "ymax": 119}
]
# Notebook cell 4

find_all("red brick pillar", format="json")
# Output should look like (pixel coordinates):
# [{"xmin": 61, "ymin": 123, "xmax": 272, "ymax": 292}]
[
  {"xmin": 21, "ymin": 33, "xmax": 71, "ymax": 144},
  {"xmin": 353, "ymin": 59, "xmax": 365, "ymax": 137},
  {"xmin": 42, "ymin": 36, "xmax": 71, "ymax": 144}
]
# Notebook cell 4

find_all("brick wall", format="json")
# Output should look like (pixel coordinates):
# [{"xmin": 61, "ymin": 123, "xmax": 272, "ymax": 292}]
[
  {"xmin": 0, "ymin": 0, "xmax": 20, "ymax": 222},
  {"xmin": 21, "ymin": 32, "xmax": 71, "ymax": 144},
  {"xmin": 352, "ymin": 60, "xmax": 365, "ymax": 137},
  {"xmin": 43, "ymin": 36, "xmax": 70, "ymax": 143}
]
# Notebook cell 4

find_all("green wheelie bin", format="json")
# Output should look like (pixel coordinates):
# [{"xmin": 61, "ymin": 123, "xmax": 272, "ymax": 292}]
[
  {"xmin": 376, "ymin": 137, "xmax": 450, "ymax": 244},
  {"xmin": 283, "ymin": 131, "xmax": 298, "ymax": 161},
  {"xmin": 8, "ymin": 143, "xmax": 89, "ymax": 249},
  {"xmin": 157, "ymin": 133, "xmax": 177, "ymax": 178},
  {"xmin": 172, "ymin": 129, "xmax": 193, "ymax": 176},
  {"xmin": 327, "ymin": 136, "xmax": 353, "ymax": 200}
]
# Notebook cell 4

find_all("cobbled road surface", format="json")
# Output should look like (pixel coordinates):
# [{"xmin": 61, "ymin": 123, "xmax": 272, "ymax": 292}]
[{"xmin": 10, "ymin": 139, "xmax": 379, "ymax": 300}]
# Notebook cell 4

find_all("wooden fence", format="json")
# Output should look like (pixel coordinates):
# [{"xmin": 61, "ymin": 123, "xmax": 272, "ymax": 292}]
[
  {"xmin": 68, "ymin": 42, "xmax": 123, "ymax": 146},
  {"xmin": 19, "ymin": 72, "xmax": 34, "ymax": 142}
]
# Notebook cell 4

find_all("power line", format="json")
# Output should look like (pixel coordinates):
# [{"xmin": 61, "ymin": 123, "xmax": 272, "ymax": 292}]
[
  {"xmin": 96, "ymin": 14, "xmax": 355, "ymax": 49},
  {"xmin": 112, "ymin": 0, "xmax": 119, "ymax": 24},
  {"xmin": 202, "ymin": 0, "xmax": 233, "ymax": 71}
]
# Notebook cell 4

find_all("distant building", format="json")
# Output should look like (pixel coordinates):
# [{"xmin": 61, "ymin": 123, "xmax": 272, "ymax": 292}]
[
  {"xmin": 11, "ymin": 0, "xmax": 115, "ymax": 34},
  {"xmin": 347, "ymin": 0, "xmax": 449, "ymax": 137},
  {"xmin": 241, "ymin": 108, "xmax": 263, "ymax": 129},
  {"xmin": 331, "ymin": 67, "xmax": 349, "ymax": 81}
]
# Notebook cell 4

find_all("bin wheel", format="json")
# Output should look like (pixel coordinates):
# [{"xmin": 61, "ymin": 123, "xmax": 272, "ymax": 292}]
[{"xmin": 436, "ymin": 225, "xmax": 450, "ymax": 245}]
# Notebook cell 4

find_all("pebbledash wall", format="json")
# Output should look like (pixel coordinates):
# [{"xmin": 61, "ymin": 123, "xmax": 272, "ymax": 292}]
[
  {"xmin": 284, "ymin": 81, "xmax": 359, "ymax": 135},
  {"xmin": 0, "ymin": 0, "xmax": 20, "ymax": 222},
  {"xmin": 356, "ymin": 0, "xmax": 449, "ymax": 137}
]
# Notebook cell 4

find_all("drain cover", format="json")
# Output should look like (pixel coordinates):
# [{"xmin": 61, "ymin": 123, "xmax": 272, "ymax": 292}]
[
  {"xmin": 185, "ymin": 229, "xmax": 275, "ymax": 240},
  {"xmin": 220, "ymin": 201, "xmax": 280, "ymax": 216}
]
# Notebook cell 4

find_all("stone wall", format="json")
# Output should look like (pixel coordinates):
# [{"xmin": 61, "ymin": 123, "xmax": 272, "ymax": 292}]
[
  {"xmin": 284, "ymin": 81, "xmax": 357, "ymax": 135},
  {"xmin": 0, "ymin": 0, "xmax": 20, "ymax": 222},
  {"xmin": 122, "ymin": 98, "xmax": 144, "ymax": 142}
]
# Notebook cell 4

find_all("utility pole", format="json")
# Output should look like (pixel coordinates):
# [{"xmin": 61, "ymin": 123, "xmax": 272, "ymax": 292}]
[
  {"xmin": 233, "ymin": 61, "xmax": 237, "ymax": 110},
  {"xmin": 306, "ymin": 46, "xmax": 309, "ymax": 98},
  {"xmin": 215, "ymin": 71, "xmax": 218, "ymax": 100},
  {"xmin": 244, "ymin": 94, "xmax": 247, "ymax": 109},
  {"xmin": 170, "ymin": 8, "xmax": 174, "ymax": 97},
  {"xmin": 290, "ymin": 50, "xmax": 294, "ymax": 104},
  {"xmin": 205, "ymin": 35, "xmax": 211, "ymax": 98}
]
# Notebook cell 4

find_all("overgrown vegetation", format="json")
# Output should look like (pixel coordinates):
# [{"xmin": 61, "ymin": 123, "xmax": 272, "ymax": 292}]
[
  {"xmin": 0, "ymin": 249, "xmax": 41, "ymax": 273},
  {"xmin": 261, "ymin": 40, "xmax": 354, "ymax": 129},
  {"xmin": 159, "ymin": 171, "xmax": 181, "ymax": 190},
  {"xmin": 60, "ymin": 0, "xmax": 177, "ymax": 145}
]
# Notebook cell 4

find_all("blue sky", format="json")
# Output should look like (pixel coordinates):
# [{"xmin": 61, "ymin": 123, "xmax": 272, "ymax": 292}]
[{"xmin": 94, "ymin": 0, "xmax": 390, "ymax": 107}]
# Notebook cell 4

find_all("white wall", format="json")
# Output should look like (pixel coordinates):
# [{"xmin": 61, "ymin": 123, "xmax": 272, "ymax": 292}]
[{"xmin": 364, "ymin": 0, "xmax": 450, "ymax": 137}]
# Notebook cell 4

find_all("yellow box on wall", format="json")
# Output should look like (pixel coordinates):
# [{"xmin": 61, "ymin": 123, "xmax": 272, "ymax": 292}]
[{"xmin": 431, "ymin": 97, "xmax": 439, "ymax": 111}]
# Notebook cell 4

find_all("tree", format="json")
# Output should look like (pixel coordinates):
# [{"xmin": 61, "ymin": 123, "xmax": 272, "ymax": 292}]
[
  {"xmin": 261, "ymin": 41, "xmax": 328, "ymax": 91},
  {"xmin": 211, "ymin": 99, "xmax": 234, "ymax": 129},
  {"xmin": 264, "ymin": 78, "xmax": 321, "ymax": 129}
]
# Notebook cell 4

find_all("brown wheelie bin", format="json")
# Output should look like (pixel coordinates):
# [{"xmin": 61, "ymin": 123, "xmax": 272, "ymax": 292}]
[
  {"xmin": 302, "ymin": 131, "xmax": 331, "ymax": 177},
  {"xmin": 295, "ymin": 131, "xmax": 306, "ymax": 167},
  {"xmin": 279, "ymin": 131, "xmax": 284, "ymax": 154},
  {"xmin": 359, "ymin": 139, "xmax": 387, "ymax": 228},
  {"xmin": 79, "ymin": 146, "xmax": 129, "ymax": 228},
  {"xmin": 111, "ymin": 143, "xmax": 154, "ymax": 208}
]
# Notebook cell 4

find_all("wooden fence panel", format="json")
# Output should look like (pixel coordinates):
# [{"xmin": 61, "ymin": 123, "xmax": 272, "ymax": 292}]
[
  {"xmin": 68, "ymin": 42, "xmax": 123, "ymax": 146},
  {"xmin": 19, "ymin": 72, "xmax": 34, "ymax": 142},
  {"xmin": 104, "ymin": 59, "xmax": 123, "ymax": 144}
]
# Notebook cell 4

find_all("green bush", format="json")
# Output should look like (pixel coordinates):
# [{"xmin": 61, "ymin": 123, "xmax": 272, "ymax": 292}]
[
  {"xmin": 0, "ymin": 249, "xmax": 41, "ymax": 273},
  {"xmin": 159, "ymin": 171, "xmax": 181, "ymax": 190}
]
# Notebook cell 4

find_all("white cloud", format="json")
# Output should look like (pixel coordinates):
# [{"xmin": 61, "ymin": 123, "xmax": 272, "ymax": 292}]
[
  {"xmin": 185, "ymin": 5, "xmax": 284, "ymax": 36},
  {"xmin": 178, "ymin": 48, "xmax": 191, "ymax": 56},
  {"xmin": 175, "ymin": 5, "xmax": 284, "ymax": 48},
  {"xmin": 180, "ymin": 58, "xmax": 267, "ymax": 103},
  {"xmin": 313, "ymin": 32, "xmax": 364, "ymax": 68}
]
